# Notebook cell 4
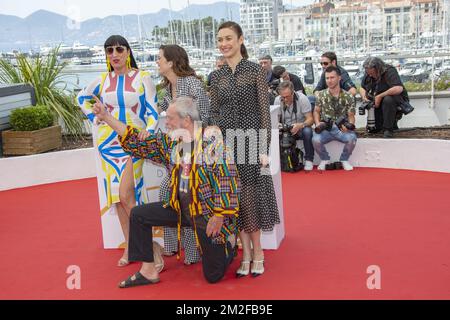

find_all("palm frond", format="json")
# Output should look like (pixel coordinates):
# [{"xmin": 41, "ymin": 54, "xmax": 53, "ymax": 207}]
[{"xmin": 0, "ymin": 47, "xmax": 84, "ymax": 137}]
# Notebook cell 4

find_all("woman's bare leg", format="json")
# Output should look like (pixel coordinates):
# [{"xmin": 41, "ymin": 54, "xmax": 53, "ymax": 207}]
[
  {"xmin": 236, "ymin": 230, "xmax": 252, "ymax": 276},
  {"xmin": 250, "ymin": 230, "xmax": 264, "ymax": 275},
  {"xmin": 117, "ymin": 158, "xmax": 136, "ymax": 265}
]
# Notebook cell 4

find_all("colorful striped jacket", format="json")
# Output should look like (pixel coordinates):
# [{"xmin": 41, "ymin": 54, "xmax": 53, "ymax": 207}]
[{"xmin": 119, "ymin": 126, "xmax": 240, "ymax": 252}]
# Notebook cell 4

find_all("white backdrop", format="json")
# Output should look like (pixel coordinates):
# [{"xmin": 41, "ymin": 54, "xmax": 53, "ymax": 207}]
[{"xmin": 98, "ymin": 106, "xmax": 286, "ymax": 250}]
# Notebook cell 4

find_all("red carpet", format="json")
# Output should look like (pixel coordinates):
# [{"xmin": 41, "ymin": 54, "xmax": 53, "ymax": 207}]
[{"xmin": 0, "ymin": 168, "xmax": 449, "ymax": 300}]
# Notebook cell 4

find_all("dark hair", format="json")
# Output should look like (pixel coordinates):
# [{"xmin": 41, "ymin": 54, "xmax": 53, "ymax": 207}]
[
  {"xmin": 217, "ymin": 21, "xmax": 249, "ymax": 59},
  {"xmin": 259, "ymin": 54, "xmax": 272, "ymax": 62},
  {"xmin": 104, "ymin": 35, "xmax": 138, "ymax": 71},
  {"xmin": 325, "ymin": 65, "xmax": 341, "ymax": 76},
  {"xmin": 322, "ymin": 51, "xmax": 337, "ymax": 65},
  {"xmin": 272, "ymin": 65, "xmax": 287, "ymax": 79},
  {"xmin": 159, "ymin": 44, "xmax": 200, "ymax": 88}
]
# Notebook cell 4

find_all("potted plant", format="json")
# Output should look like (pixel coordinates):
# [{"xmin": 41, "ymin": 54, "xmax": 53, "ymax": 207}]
[
  {"xmin": 0, "ymin": 47, "xmax": 85, "ymax": 137},
  {"xmin": 2, "ymin": 105, "xmax": 62, "ymax": 155}
]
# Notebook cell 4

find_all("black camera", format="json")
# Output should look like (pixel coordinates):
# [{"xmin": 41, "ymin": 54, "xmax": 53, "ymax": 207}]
[
  {"xmin": 359, "ymin": 100, "xmax": 374, "ymax": 115},
  {"xmin": 279, "ymin": 123, "xmax": 303, "ymax": 172},
  {"xmin": 397, "ymin": 100, "xmax": 414, "ymax": 115},
  {"xmin": 359, "ymin": 92, "xmax": 375, "ymax": 115},
  {"xmin": 315, "ymin": 117, "xmax": 333, "ymax": 134},
  {"xmin": 335, "ymin": 116, "xmax": 355, "ymax": 131},
  {"xmin": 279, "ymin": 123, "xmax": 296, "ymax": 149},
  {"xmin": 269, "ymin": 79, "xmax": 281, "ymax": 91}
]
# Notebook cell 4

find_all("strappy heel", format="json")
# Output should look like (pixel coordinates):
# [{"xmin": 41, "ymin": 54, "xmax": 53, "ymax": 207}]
[
  {"xmin": 251, "ymin": 260, "xmax": 265, "ymax": 277},
  {"xmin": 236, "ymin": 260, "xmax": 251, "ymax": 278}
]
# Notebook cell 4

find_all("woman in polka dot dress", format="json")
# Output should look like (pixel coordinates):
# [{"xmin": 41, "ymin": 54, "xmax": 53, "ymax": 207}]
[{"xmin": 208, "ymin": 21, "xmax": 280, "ymax": 278}]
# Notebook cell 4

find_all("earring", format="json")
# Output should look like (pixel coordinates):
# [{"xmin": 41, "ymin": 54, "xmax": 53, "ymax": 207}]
[
  {"xmin": 126, "ymin": 56, "xmax": 131, "ymax": 70},
  {"xmin": 106, "ymin": 57, "xmax": 111, "ymax": 72}
]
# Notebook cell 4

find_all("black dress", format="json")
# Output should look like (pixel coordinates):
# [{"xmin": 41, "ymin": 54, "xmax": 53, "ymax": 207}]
[{"xmin": 209, "ymin": 59, "xmax": 280, "ymax": 233}]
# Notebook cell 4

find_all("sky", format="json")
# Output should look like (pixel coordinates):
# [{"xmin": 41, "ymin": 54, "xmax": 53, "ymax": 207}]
[{"xmin": 0, "ymin": 0, "xmax": 315, "ymax": 20}]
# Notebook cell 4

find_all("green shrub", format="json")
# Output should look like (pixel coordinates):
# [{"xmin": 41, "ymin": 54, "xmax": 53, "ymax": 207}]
[
  {"xmin": 9, "ymin": 105, "xmax": 54, "ymax": 131},
  {"xmin": 0, "ymin": 47, "xmax": 85, "ymax": 136},
  {"xmin": 156, "ymin": 83, "xmax": 166, "ymax": 104}
]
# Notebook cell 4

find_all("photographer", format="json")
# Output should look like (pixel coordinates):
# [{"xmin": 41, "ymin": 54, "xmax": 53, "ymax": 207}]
[
  {"xmin": 273, "ymin": 65, "xmax": 306, "ymax": 95},
  {"xmin": 360, "ymin": 57, "xmax": 412, "ymax": 138},
  {"xmin": 310, "ymin": 52, "xmax": 357, "ymax": 112},
  {"xmin": 312, "ymin": 66, "xmax": 357, "ymax": 171},
  {"xmin": 274, "ymin": 81, "xmax": 314, "ymax": 171},
  {"xmin": 313, "ymin": 52, "xmax": 357, "ymax": 96}
]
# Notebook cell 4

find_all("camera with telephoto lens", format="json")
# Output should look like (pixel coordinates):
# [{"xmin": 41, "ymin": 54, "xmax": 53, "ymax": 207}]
[
  {"xmin": 315, "ymin": 116, "xmax": 333, "ymax": 134},
  {"xmin": 335, "ymin": 116, "xmax": 355, "ymax": 131},
  {"xmin": 359, "ymin": 100, "xmax": 375, "ymax": 115},
  {"xmin": 279, "ymin": 123, "xmax": 296, "ymax": 149},
  {"xmin": 359, "ymin": 92, "xmax": 375, "ymax": 115}
]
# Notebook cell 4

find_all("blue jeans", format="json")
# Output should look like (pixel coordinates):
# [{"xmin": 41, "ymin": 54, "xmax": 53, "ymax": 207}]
[
  {"xmin": 294, "ymin": 126, "xmax": 314, "ymax": 162},
  {"xmin": 308, "ymin": 96, "xmax": 316, "ymax": 113},
  {"xmin": 312, "ymin": 125, "xmax": 357, "ymax": 161}
]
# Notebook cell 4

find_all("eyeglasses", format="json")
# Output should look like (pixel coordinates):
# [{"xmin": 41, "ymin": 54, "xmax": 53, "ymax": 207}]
[
  {"xmin": 105, "ymin": 46, "xmax": 127, "ymax": 55},
  {"xmin": 320, "ymin": 61, "xmax": 330, "ymax": 66}
]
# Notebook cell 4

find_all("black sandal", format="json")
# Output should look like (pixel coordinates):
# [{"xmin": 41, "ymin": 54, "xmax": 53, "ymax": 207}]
[{"xmin": 118, "ymin": 272, "xmax": 160, "ymax": 288}]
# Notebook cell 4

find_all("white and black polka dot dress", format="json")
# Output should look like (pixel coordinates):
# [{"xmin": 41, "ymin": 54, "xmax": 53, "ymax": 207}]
[{"xmin": 209, "ymin": 59, "xmax": 280, "ymax": 233}]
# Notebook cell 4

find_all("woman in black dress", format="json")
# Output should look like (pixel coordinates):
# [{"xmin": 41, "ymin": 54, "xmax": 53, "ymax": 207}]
[{"xmin": 208, "ymin": 21, "xmax": 280, "ymax": 277}]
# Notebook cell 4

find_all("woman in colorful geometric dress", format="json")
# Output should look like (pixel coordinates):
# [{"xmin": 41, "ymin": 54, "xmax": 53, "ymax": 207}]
[{"xmin": 77, "ymin": 35, "xmax": 158, "ymax": 267}]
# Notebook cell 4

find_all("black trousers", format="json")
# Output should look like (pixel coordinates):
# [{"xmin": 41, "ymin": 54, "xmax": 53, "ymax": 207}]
[
  {"xmin": 375, "ymin": 95, "xmax": 404, "ymax": 131},
  {"xmin": 128, "ymin": 202, "xmax": 234, "ymax": 284}
]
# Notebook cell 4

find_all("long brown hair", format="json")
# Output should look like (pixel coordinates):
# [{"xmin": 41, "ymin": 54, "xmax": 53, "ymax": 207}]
[
  {"xmin": 159, "ymin": 44, "xmax": 201, "ymax": 88},
  {"xmin": 217, "ymin": 21, "xmax": 249, "ymax": 60}
]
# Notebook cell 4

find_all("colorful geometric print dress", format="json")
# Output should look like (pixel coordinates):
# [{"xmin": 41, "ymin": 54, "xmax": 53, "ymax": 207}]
[{"xmin": 77, "ymin": 69, "xmax": 158, "ymax": 209}]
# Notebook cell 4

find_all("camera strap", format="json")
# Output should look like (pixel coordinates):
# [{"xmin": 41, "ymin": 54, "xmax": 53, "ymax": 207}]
[{"xmin": 282, "ymin": 93, "xmax": 298, "ymax": 125}]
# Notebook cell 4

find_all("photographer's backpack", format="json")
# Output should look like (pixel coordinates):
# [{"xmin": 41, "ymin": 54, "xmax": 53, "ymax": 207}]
[{"xmin": 280, "ymin": 144, "xmax": 304, "ymax": 173}]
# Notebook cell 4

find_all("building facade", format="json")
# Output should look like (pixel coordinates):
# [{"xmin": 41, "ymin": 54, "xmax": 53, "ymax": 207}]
[
  {"xmin": 277, "ymin": 0, "xmax": 449, "ymax": 50},
  {"xmin": 240, "ymin": 0, "xmax": 284, "ymax": 44}
]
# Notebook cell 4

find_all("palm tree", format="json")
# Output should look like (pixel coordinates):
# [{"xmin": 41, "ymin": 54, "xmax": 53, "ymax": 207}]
[{"xmin": 0, "ymin": 47, "xmax": 85, "ymax": 137}]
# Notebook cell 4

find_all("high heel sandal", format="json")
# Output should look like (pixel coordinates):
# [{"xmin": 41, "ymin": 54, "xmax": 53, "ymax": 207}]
[
  {"xmin": 251, "ymin": 259, "xmax": 264, "ymax": 277},
  {"xmin": 236, "ymin": 260, "xmax": 251, "ymax": 278}
]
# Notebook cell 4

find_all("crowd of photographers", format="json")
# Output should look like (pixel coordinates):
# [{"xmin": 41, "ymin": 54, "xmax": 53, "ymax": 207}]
[{"xmin": 259, "ymin": 52, "xmax": 414, "ymax": 172}]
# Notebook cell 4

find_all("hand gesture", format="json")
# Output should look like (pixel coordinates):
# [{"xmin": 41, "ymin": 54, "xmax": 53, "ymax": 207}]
[
  {"xmin": 91, "ymin": 95, "xmax": 108, "ymax": 121},
  {"xmin": 290, "ymin": 123, "xmax": 302, "ymax": 135},
  {"xmin": 204, "ymin": 125, "xmax": 222, "ymax": 140},
  {"xmin": 259, "ymin": 154, "xmax": 270, "ymax": 167},
  {"xmin": 137, "ymin": 130, "xmax": 150, "ymax": 140},
  {"xmin": 206, "ymin": 215, "xmax": 224, "ymax": 237}
]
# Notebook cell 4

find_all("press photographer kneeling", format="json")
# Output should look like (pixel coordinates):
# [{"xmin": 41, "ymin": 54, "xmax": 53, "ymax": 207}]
[
  {"xmin": 360, "ymin": 57, "xmax": 414, "ymax": 138},
  {"xmin": 274, "ymin": 81, "xmax": 314, "ymax": 171},
  {"xmin": 312, "ymin": 66, "xmax": 357, "ymax": 171}
]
